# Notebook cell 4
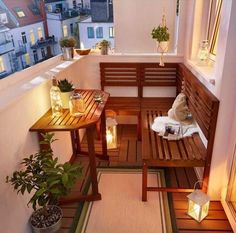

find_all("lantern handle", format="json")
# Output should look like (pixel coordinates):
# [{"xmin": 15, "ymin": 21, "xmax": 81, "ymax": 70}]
[{"xmin": 193, "ymin": 180, "xmax": 204, "ymax": 190}]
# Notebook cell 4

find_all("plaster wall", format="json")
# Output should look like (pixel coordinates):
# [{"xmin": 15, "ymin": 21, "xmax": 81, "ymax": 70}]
[
  {"xmin": 113, "ymin": 0, "xmax": 178, "ymax": 54},
  {"xmin": 184, "ymin": 1, "xmax": 236, "ymax": 224}
]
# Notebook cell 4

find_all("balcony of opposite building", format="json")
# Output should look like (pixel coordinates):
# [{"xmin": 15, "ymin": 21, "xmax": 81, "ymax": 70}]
[
  {"xmin": 30, "ymin": 36, "xmax": 57, "ymax": 49},
  {"xmin": 0, "ymin": 40, "xmax": 14, "ymax": 55}
]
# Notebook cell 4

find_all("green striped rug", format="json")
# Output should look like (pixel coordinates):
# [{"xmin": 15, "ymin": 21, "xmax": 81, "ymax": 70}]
[{"xmin": 73, "ymin": 168, "xmax": 173, "ymax": 233}]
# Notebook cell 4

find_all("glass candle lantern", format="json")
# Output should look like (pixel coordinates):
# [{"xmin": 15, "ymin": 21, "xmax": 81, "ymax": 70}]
[
  {"xmin": 106, "ymin": 117, "xmax": 118, "ymax": 149},
  {"xmin": 50, "ymin": 77, "xmax": 63, "ymax": 117},
  {"xmin": 69, "ymin": 93, "xmax": 85, "ymax": 117},
  {"xmin": 198, "ymin": 40, "xmax": 209, "ymax": 64},
  {"xmin": 187, "ymin": 190, "xmax": 210, "ymax": 222}
]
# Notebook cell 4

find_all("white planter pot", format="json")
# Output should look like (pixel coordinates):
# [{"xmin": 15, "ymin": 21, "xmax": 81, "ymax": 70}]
[
  {"xmin": 61, "ymin": 91, "xmax": 73, "ymax": 109},
  {"xmin": 157, "ymin": 41, "xmax": 169, "ymax": 53},
  {"xmin": 61, "ymin": 47, "xmax": 74, "ymax": 60},
  {"xmin": 101, "ymin": 46, "xmax": 108, "ymax": 55},
  {"xmin": 30, "ymin": 205, "xmax": 63, "ymax": 233}
]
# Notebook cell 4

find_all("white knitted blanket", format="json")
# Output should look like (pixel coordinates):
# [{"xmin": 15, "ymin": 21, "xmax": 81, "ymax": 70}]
[{"xmin": 151, "ymin": 116, "xmax": 198, "ymax": 140}]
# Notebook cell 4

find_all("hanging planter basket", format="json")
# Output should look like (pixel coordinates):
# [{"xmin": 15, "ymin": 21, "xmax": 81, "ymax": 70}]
[
  {"xmin": 157, "ymin": 41, "xmax": 169, "ymax": 66},
  {"xmin": 151, "ymin": 14, "xmax": 170, "ymax": 67}
]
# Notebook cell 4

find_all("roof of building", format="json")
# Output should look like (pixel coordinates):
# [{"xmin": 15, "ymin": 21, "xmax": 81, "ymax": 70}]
[{"xmin": 2, "ymin": 0, "xmax": 43, "ymax": 27}]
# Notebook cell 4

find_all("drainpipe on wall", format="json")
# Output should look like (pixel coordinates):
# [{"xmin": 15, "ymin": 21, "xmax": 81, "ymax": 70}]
[{"xmin": 39, "ymin": 0, "xmax": 52, "ymax": 57}]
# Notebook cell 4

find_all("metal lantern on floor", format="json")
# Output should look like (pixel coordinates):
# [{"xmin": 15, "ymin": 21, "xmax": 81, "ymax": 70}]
[
  {"xmin": 187, "ymin": 190, "xmax": 210, "ymax": 222},
  {"xmin": 106, "ymin": 117, "xmax": 118, "ymax": 149}
]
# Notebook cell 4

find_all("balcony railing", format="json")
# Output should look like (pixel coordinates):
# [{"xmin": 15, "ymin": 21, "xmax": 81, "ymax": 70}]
[
  {"xmin": 47, "ymin": 9, "xmax": 79, "ymax": 20},
  {"xmin": 0, "ymin": 40, "xmax": 14, "ymax": 55},
  {"xmin": 30, "ymin": 37, "xmax": 57, "ymax": 49},
  {"xmin": 15, "ymin": 45, "xmax": 27, "ymax": 57}
]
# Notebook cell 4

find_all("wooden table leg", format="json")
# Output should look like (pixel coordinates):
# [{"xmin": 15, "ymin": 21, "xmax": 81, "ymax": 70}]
[
  {"xmin": 86, "ymin": 125, "xmax": 102, "ymax": 200},
  {"xmin": 70, "ymin": 130, "xmax": 81, "ymax": 155},
  {"xmin": 100, "ymin": 109, "xmax": 109, "ymax": 160}
]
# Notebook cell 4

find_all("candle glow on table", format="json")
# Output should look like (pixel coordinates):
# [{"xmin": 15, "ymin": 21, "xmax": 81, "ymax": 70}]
[{"xmin": 106, "ymin": 117, "xmax": 118, "ymax": 149}]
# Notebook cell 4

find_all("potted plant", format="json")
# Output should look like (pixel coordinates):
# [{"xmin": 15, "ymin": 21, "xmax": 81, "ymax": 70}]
[
  {"xmin": 96, "ymin": 40, "xmax": 110, "ymax": 55},
  {"xmin": 58, "ymin": 78, "xmax": 74, "ymax": 108},
  {"xmin": 6, "ymin": 133, "xmax": 82, "ymax": 233},
  {"xmin": 59, "ymin": 37, "xmax": 77, "ymax": 60},
  {"xmin": 151, "ymin": 25, "xmax": 170, "ymax": 53}
]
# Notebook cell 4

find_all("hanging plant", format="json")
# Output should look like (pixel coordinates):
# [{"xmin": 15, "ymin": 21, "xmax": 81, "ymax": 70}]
[{"xmin": 151, "ymin": 14, "xmax": 170, "ymax": 66}]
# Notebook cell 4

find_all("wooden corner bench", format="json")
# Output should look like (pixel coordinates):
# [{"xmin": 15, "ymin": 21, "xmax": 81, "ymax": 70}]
[{"xmin": 99, "ymin": 62, "xmax": 219, "ymax": 198}]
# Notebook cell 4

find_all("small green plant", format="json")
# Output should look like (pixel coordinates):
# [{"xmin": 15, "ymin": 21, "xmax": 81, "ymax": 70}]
[
  {"xmin": 96, "ymin": 39, "xmax": 110, "ymax": 49},
  {"xmin": 58, "ymin": 78, "xmax": 74, "ymax": 92},
  {"xmin": 6, "ymin": 133, "xmax": 82, "ymax": 211},
  {"xmin": 151, "ymin": 25, "xmax": 170, "ymax": 42},
  {"xmin": 59, "ymin": 37, "xmax": 76, "ymax": 47}
]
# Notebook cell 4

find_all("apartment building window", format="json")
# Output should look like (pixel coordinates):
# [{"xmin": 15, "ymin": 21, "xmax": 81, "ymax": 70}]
[
  {"xmin": 73, "ymin": 0, "xmax": 77, "ymax": 9},
  {"xmin": 0, "ymin": 57, "xmax": 5, "ymax": 72},
  {"xmin": 14, "ymin": 7, "xmax": 25, "ymax": 18},
  {"xmin": 47, "ymin": 5, "xmax": 53, "ymax": 12},
  {"xmin": 87, "ymin": 27, "xmax": 94, "ymax": 38},
  {"xmin": 38, "ymin": 27, "xmax": 43, "ymax": 39},
  {"xmin": 24, "ymin": 53, "xmax": 31, "ymax": 66},
  {"xmin": 41, "ymin": 48, "xmax": 46, "ymax": 59},
  {"xmin": 30, "ymin": 30, "xmax": 35, "ymax": 45},
  {"xmin": 21, "ymin": 32, "xmax": 27, "ymax": 44},
  {"xmin": 63, "ymin": 25, "xmax": 68, "ymax": 37},
  {"xmin": 109, "ymin": 27, "xmax": 114, "ymax": 38},
  {"xmin": 70, "ymin": 23, "xmax": 74, "ymax": 35},
  {"xmin": 96, "ymin": 27, "xmax": 103, "ymax": 38},
  {"xmin": 0, "ymin": 13, "xmax": 8, "ymax": 24},
  {"xmin": 33, "ymin": 50, "xmax": 38, "ymax": 63}
]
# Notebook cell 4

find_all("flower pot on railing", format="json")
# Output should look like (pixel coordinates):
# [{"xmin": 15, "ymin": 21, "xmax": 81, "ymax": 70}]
[{"xmin": 61, "ymin": 47, "xmax": 74, "ymax": 60}]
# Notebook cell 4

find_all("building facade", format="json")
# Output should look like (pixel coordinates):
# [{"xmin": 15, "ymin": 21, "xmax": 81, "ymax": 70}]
[
  {"xmin": 0, "ymin": 0, "xmax": 57, "ymax": 78},
  {"xmin": 78, "ymin": 0, "xmax": 114, "ymax": 49}
]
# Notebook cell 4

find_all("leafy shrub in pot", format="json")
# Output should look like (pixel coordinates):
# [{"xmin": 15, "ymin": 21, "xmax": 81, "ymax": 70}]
[{"xmin": 6, "ymin": 133, "xmax": 82, "ymax": 232}]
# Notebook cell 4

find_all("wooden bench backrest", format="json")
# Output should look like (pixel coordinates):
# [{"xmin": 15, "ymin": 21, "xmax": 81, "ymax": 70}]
[
  {"xmin": 178, "ymin": 64, "xmax": 219, "ymax": 190},
  {"xmin": 140, "ymin": 63, "xmax": 178, "ymax": 97},
  {"xmin": 178, "ymin": 64, "xmax": 219, "ymax": 141},
  {"xmin": 100, "ymin": 63, "xmax": 141, "ymax": 96},
  {"xmin": 100, "ymin": 62, "xmax": 180, "ymax": 97}
]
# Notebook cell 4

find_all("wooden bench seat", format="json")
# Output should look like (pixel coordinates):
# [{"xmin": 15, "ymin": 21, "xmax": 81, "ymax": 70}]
[{"xmin": 142, "ymin": 108, "xmax": 207, "ymax": 167}]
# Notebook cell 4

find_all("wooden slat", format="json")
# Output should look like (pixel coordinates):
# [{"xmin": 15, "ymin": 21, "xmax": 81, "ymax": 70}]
[
  {"xmin": 119, "ymin": 139, "xmax": 129, "ymax": 162},
  {"xmin": 175, "ymin": 209, "xmax": 228, "ymax": 220},
  {"xmin": 127, "ymin": 140, "xmax": 137, "ymax": 162},
  {"xmin": 177, "ymin": 219, "xmax": 232, "ymax": 231}
]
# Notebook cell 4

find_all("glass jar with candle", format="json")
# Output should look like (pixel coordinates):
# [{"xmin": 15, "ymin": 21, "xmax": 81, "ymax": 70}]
[
  {"xmin": 69, "ymin": 93, "xmax": 85, "ymax": 117},
  {"xmin": 50, "ymin": 77, "xmax": 63, "ymax": 117},
  {"xmin": 198, "ymin": 40, "xmax": 209, "ymax": 65}
]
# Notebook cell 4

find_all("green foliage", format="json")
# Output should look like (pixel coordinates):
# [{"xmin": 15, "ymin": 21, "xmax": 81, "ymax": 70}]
[
  {"xmin": 151, "ymin": 25, "xmax": 170, "ymax": 42},
  {"xmin": 59, "ymin": 37, "xmax": 76, "ymax": 47},
  {"xmin": 6, "ymin": 133, "xmax": 82, "ymax": 211},
  {"xmin": 57, "ymin": 78, "xmax": 74, "ymax": 92},
  {"xmin": 96, "ymin": 39, "xmax": 110, "ymax": 49}
]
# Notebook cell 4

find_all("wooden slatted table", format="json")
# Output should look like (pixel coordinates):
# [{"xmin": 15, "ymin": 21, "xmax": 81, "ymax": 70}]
[{"xmin": 30, "ymin": 89, "xmax": 109, "ymax": 203}]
